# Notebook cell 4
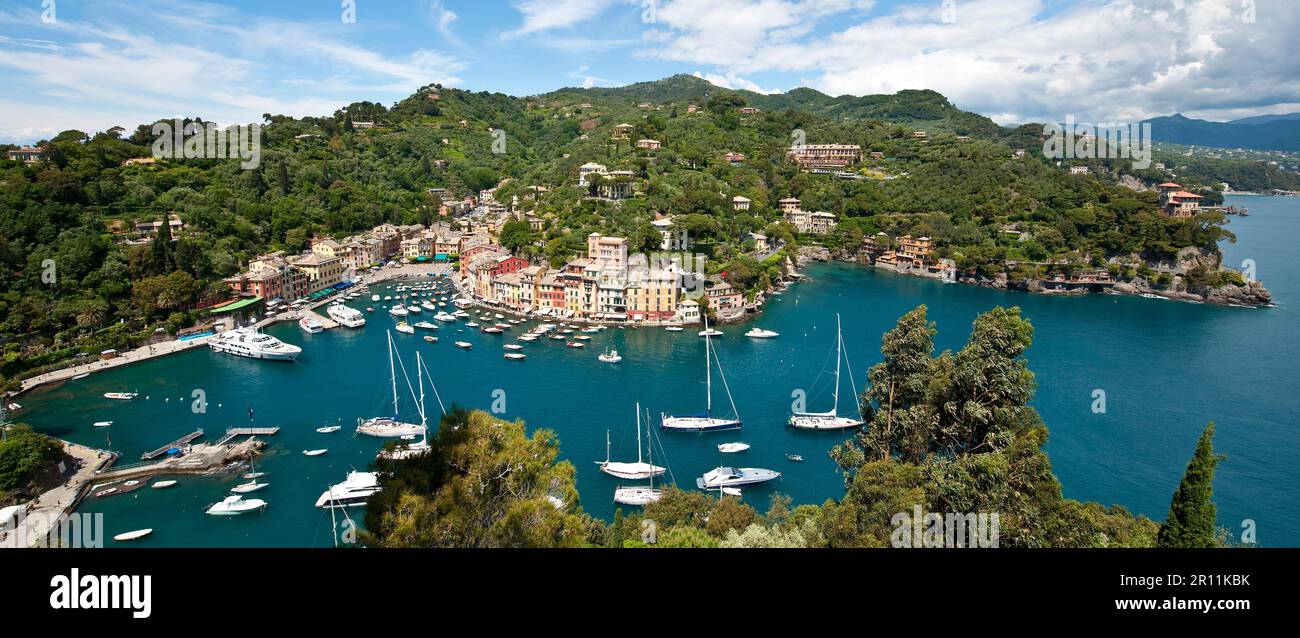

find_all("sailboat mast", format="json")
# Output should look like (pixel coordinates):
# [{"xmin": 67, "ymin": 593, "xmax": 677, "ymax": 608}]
[
  {"xmin": 329, "ymin": 485, "xmax": 338, "ymax": 548},
  {"xmin": 388, "ymin": 331, "xmax": 398, "ymax": 416},
  {"xmin": 417, "ymin": 351, "xmax": 426, "ymax": 426},
  {"xmin": 833, "ymin": 314, "xmax": 842, "ymax": 414},
  {"xmin": 704, "ymin": 313, "xmax": 712, "ymax": 413},
  {"xmin": 646, "ymin": 407, "xmax": 654, "ymax": 490},
  {"xmin": 635, "ymin": 402, "xmax": 643, "ymax": 463}
]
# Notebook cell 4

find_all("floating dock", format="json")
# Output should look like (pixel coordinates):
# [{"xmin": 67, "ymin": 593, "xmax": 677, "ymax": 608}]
[
  {"xmin": 141, "ymin": 429, "xmax": 204, "ymax": 460},
  {"xmin": 216, "ymin": 426, "xmax": 280, "ymax": 446}
]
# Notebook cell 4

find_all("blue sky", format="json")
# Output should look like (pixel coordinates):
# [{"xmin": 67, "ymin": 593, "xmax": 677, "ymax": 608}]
[{"xmin": 1, "ymin": 0, "xmax": 1297, "ymax": 143}]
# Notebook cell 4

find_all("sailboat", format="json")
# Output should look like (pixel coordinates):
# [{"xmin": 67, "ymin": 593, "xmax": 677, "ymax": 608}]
[
  {"xmin": 788, "ymin": 314, "xmax": 865, "ymax": 431},
  {"xmin": 614, "ymin": 405, "xmax": 666, "ymax": 506},
  {"xmin": 661, "ymin": 314, "xmax": 741, "ymax": 431},
  {"xmin": 356, "ymin": 331, "xmax": 426, "ymax": 438},
  {"xmin": 598, "ymin": 403, "xmax": 666, "ymax": 480},
  {"xmin": 377, "ymin": 350, "xmax": 444, "ymax": 460}
]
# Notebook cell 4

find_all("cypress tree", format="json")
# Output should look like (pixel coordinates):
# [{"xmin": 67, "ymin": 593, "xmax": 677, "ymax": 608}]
[{"xmin": 1157, "ymin": 422, "xmax": 1224, "ymax": 548}]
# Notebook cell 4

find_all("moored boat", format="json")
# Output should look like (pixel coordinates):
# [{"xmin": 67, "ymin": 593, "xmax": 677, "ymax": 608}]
[
  {"xmin": 718, "ymin": 442, "xmax": 750, "ymax": 454},
  {"xmin": 113, "ymin": 529, "xmax": 153, "ymax": 542},
  {"xmin": 696, "ymin": 466, "xmax": 781, "ymax": 490},
  {"xmin": 206, "ymin": 495, "xmax": 267, "ymax": 515},
  {"xmin": 315, "ymin": 471, "xmax": 381, "ymax": 508},
  {"xmin": 209, "ymin": 327, "xmax": 302, "ymax": 361}
]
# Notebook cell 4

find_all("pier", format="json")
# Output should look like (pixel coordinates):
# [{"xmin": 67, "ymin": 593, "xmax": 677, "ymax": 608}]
[
  {"xmin": 141, "ymin": 429, "xmax": 205, "ymax": 460},
  {"xmin": 216, "ymin": 426, "xmax": 280, "ymax": 446}
]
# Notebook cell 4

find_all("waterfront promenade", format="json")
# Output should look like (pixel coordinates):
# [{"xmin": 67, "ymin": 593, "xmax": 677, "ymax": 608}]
[
  {"xmin": 0, "ymin": 440, "xmax": 114, "ymax": 548},
  {"xmin": 13, "ymin": 262, "xmax": 455, "ymax": 396},
  {"xmin": 19, "ymin": 335, "xmax": 214, "ymax": 394}
]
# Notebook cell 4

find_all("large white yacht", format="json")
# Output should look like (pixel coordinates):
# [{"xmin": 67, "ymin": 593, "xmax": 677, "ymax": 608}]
[
  {"xmin": 696, "ymin": 466, "xmax": 781, "ymax": 490},
  {"xmin": 314, "ymin": 471, "xmax": 382, "ymax": 508},
  {"xmin": 209, "ymin": 327, "xmax": 302, "ymax": 361},
  {"xmin": 327, "ymin": 304, "xmax": 367, "ymax": 328}
]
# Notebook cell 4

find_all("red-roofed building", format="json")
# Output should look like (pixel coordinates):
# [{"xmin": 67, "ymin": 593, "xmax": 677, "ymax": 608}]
[{"xmin": 1157, "ymin": 182, "xmax": 1203, "ymax": 218}]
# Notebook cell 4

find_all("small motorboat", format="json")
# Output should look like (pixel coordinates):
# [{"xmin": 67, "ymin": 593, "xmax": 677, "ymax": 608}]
[
  {"xmin": 466, "ymin": 321, "xmax": 480, "ymax": 327},
  {"xmin": 482, "ymin": 327, "xmax": 504, "ymax": 334},
  {"xmin": 414, "ymin": 321, "xmax": 438, "ymax": 331},
  {"xmin": 598, "ymin": 349, "xmax": 622, "ymax": 363},
  {"xmin": 72, "ymin": 373, "xmax": 90, "ymax": 380},
  {"xmin": 303, "ymin": 449, "xmax": 328, "ymax": 457},
  {"xmin": 113, "ymin": 529, "xmax": 153, "ymax": 542},
  {"xmin": 664, "ymin": 325, "xmax": 684, "ymax": 332},
  {"xmin": 722, "ymin": 487, "xmax": 743, "ymax": 497},
  {"xmin": 503, "ymin": 344, "xmax": 524, "ymax": 351},
  {"xmin": 242, "ymin": 472, "xmax": 266, "ymax": 480},
  {"xmin": 395, "ymin": 322, "xmax": 416, "ymax": 335},
  {"xmin": 718, "ymin": 442, "xmax": 751, "ymax": 454},
  {"xmin": 93, "ymin": 421, "xmax": 113, "ymax": 428},
  {"xmin": 316, "ymin": 425, "xmax": 342, "ymax": 433},
  {"xmin": 575, "ymin": 335, "xmax": 592, "ymax": 341},
  {"xmin": 407, "ymin": 305, "xmax": 422, "ymax": 314},
  {"xmin": 698, "ymin": 329, "xmax": 722, "ymax": 338},
  {"xmin": 151, "ymin": 480, "xmax": 177, "ymax": 489},
  {"xmin": 786, "ymin": 453, "xmax": 804, "ymax": 462},
  {"xmin": 550, "ymin": 334, "xmax": 566, "ymax": 341},
  {"xmin": 206, "ymin": 495, "xmax": 267, "ymax": 515},
  {"xmin": 94, "ymin": 487, "xmax": 118, "ymax": 498},
  {"xmin": 103, "ymin": 392, "xmax": 138, "ymax": 400},
  {"xmin": 231, "ymin": 481, "xmax": 269, "ymax": 494},
  {"xmin": 745, "ymin": 328, "xmax": 779, "ymax": 339},
  {"xmin": 504, "ymin": 353, "xmax": 526, "ymax": 361},
  {"xmin": 424, "ymin": 336, "xmax": 438, "ymax": 343},
  {"xmin": 567, "ymin": 341, "xmax": 586, "ymax": 348},
  {"xmin": 455, "ymin": 341, "xmax": 473, "ymax": 349},
  {"xmin": 299, "ymin": 317, "xmax": 325, "ymax": 334},
  {"xmin": 389, "ymin": 306, "xmax": 409, "ymax": 317}
]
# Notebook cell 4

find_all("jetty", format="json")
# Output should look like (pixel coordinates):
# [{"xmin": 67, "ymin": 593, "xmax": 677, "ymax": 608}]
[
  {"xmin": 216, "ymin": 426, "xmax": 280, "ymax": 446},
  {"xmin": 141, "ymin": 429, "xmax": 205, "ymax": 460}
]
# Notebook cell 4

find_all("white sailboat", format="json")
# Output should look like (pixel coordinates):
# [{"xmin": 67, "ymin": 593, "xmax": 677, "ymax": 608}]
[
  {"xmin": 614, "ymin": 405, "xmax": 666, "ymax": 506},
  {"xmin": 356, "ymin": 331, "xmax": 426, "ymax": 438},
  {"xmin": 661, "ymin": 314, "xmax": 741, "ymax": 431},
  {"xmin": 788, "ymin": 314, "xmax": 865, "ymax": 431},
  {"xmin": 376, "ymin": 350, "xmax": 440, "ymax": 461},
  {"xmin": 599, "ymin": 404, "xmax": 666, "ymax": 480}
]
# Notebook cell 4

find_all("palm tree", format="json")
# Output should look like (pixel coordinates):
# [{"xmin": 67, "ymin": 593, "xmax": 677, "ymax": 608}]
[{"xmin": 76, "ymin": 299, "xmax": 108, "ymax": 330}]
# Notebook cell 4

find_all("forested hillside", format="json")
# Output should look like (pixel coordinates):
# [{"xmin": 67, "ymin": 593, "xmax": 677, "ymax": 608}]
[{"xmin": 0, "ymin": 75, "xmax": 1250, "ymax": 388}]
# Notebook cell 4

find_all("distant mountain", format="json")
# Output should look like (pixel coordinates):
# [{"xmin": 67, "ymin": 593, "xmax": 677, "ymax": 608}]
[
  {"xmin": 545, "ymin": 74, "xmax": 1009, "ymax": 138},
  {"xmin": 1142, "ymin": 113, "xmax": 1300, "ymax": 152},
  {"xmin": 1228, "ymin": 112, "xmax": 1300, "ymax": 126}
]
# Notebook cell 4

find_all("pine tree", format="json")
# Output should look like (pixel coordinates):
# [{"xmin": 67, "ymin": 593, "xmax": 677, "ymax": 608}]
[{"xmin": 1157, "ymin": 422, "xmax": 1224, "ymax": 548}]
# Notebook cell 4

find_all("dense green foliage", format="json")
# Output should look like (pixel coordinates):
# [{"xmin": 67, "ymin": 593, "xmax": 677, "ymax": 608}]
[
  {"xmin": 1157, "ymin": 422, "xmax": 1225, "ymax": 548},
  {"xmin": 363, "ymin": 406, "xmax": 603, "ymax": 548},
  {"xmin": 0, "ymin": 75, "xmax": 1254, "ymax": 389},
  {"xmin": 0, "ymin": 424, "xmax": 65, "ymax": 501}
]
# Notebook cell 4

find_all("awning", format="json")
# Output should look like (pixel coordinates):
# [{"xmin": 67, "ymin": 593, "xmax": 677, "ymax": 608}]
[{"xmin": 209, "ymin": 296, "xmax": 263, "ymax": 314}]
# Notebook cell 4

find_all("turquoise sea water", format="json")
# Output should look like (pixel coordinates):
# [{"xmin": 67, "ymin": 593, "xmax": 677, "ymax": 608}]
[{"xmin": 15, "ymin": 195, "xmax": 1299, "ymax": 547}]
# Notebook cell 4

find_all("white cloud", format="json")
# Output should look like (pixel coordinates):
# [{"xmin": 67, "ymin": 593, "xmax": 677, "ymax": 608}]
[
  {"xmin": 0, "ymin": 3, "xmax": 467, "ymax": 142},
  {"xmin": 642, "ymin": 0, "xmax": 1300, "ymax": 123},
  {"xmin": 691, "ymin": 71, "xmax": 780, "ymax": 94},
  {"xmin": 427, "ymin": 0, "xmax": 463, "ymax": 47},
  {"xmin": 503, "ymin": 0, "xmax": 615, "ymax": 39}
]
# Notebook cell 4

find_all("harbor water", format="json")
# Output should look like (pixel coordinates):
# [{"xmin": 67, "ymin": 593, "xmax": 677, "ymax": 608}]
[{"xmin": 15, "ymin": 195, "xmax": 1299, "ymax": 547}]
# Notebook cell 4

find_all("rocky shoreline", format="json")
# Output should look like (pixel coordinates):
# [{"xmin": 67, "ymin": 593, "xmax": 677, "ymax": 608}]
[{"xmin": 782, "ymin": 245, "xmax": 1273, "ymax": 309}]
